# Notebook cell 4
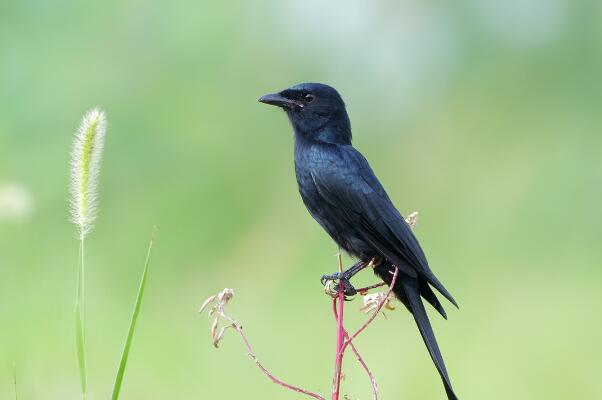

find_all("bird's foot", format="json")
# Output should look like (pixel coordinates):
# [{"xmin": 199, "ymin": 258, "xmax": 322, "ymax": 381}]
[{"xmin": 321, "ymin": 272, "xmax": 357, "ymax": 299}]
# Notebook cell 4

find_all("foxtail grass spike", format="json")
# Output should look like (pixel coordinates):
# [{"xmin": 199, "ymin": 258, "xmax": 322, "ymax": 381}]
[{"xmin": 70, "ymin": 108, "xmax": 106, "ymax": 239}]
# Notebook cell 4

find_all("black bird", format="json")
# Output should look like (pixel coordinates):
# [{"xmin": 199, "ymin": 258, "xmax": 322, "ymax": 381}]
[{"xmin": 259, "ymin": 82, "xmax": 458, "ymax": 400}]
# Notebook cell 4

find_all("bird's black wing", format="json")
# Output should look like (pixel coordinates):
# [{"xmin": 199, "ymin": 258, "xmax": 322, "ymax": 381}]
[{"xmin": 309, "ymin": 144, "xmax": 457, "ymax": 307}]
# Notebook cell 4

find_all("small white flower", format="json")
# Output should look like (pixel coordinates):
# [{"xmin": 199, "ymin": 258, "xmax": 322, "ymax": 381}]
[{"xmin": 360, "ymin": 292, "xmax": 396, "ymax": 315}]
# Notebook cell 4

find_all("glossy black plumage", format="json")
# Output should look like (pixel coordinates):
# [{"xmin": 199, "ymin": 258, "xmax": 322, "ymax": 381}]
[{"xmin": 260, "ymin": 83, "xmax": 459, "ymax": 400}]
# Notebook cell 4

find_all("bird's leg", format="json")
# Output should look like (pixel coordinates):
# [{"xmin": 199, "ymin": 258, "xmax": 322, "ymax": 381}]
[
  {"xmin": 321, "ymin": 260, "xmax": 368, "ymax": 285},
  {"xmin": 321, "ymin": 259, "xmax": 372, "ymax": 298}
]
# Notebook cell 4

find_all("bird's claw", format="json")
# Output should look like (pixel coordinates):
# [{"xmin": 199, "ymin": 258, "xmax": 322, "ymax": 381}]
[
  {"xmin": 320, "ymin": 271, "xmax": 344, "ymax": 286},
  {"xmin": 321, "ymin": 274, "xmax": 357, "ymax": 299}
]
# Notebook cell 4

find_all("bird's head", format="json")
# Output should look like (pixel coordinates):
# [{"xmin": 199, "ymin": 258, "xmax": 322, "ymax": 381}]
[{"xmin": 259, "ymin": 83, "xmax": 351, "ymax": 144}]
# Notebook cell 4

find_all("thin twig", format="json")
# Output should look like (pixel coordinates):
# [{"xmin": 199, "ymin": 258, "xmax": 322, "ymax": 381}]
[
  {"xmin": 339, "ymin": 267, "xmax": 399, "ymax": 357},
  {"xmin": 356, "ymin": 282, "xmax": 386, "ymax": 294},
  {"xmin": 201, "ymin": 290, "xmax": 325, "ymax": 400},
  {"xmin": 332, "ymin": 302, "xmax": 378, "ymax": 400}
]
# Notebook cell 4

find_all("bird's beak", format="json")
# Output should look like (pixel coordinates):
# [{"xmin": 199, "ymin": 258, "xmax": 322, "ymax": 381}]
[{"xmin": 258, "ymin": 92, "xmax": 302, "ymax": 109}]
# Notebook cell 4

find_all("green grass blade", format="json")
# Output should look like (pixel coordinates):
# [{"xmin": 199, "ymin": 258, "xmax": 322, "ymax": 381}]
[
  {"xmin": 111, "ymin": 228, "xmax": 156, "ymax": 400},
  {"xmin": 75, "ymin": 239, "xmax": 87, "ymax": 399}
]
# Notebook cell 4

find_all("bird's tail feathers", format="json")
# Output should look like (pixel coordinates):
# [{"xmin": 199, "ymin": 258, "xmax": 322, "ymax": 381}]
[
  {"xmin": 419, "ymin": 278, "xmax": 447, "ymax": 319},
  {"xmin": 397, "ymin": 277, "xmax": 458, "ymax": 400},
  {"xmin": 422, "ymin": 271, "xmax": 458, "ymax": 309}
]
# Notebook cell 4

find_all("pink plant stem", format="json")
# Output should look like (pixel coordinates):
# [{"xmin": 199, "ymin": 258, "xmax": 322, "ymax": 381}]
[
  {"xmin": 356, "ymin": 281, "xmax": 386, "ymax": 294},
  {"xmin": 332, "ymin": 252, "xmax": 346, "ymax": 400},
  {"xmin": 332, "ymin": 284, "xmax": 346, "ymax": 400},
  {"xmin": 339, "ymin": 267, "xmax": 399, "ymax": 357},
  {"xmin": 332, "ymin": 301, "xmax": 379, "ymax": 399}
]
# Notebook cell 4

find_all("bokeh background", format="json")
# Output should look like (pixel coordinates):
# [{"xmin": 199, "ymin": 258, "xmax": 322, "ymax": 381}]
[{"xmin": 1, "ymin": 0, "xmax": 601, "ymax": 398}]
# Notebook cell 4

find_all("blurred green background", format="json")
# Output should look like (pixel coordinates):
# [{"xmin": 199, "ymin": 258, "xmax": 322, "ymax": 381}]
[{"xmin": 1, "ymin": 0, "xmax": 601, "ymax": 398}]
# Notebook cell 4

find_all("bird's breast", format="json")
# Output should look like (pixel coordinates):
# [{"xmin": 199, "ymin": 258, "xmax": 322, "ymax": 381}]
[{"xmin": 294, "ymin": 145, "xmax": 372, "ymax": 259}]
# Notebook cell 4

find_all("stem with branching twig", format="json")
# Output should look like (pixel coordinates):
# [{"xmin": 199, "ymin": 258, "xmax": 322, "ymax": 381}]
[
  {"xmin": 331, "ymin": 266, "xmax": 399, "ymax": 400},
  {"xmin": 332, "ymin": 302, "xmax": 379, "ymax": 399},
  {"xmin": 330, "ymin": 211, "xmax": 416, "ymax": 400}
]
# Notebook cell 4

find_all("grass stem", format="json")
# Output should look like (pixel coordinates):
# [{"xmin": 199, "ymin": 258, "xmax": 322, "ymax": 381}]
[
  {"xmin": 75, "ymin": 238, "xmax": 87, "ymax": 399},
  {"xmin": 12, "ymin": 361, "xmax": 18, "ymax": 400}
]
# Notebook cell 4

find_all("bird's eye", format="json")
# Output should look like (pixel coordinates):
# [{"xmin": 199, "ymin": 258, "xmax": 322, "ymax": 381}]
[{"xmin": 304, "ymin": 94, "xmax": 315, "ymax": 103}]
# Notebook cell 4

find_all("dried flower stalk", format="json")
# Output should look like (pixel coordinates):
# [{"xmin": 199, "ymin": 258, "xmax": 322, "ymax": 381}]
[{"xmin": 200, "ymin": 289, "xmax": 325, "ymax": 400}]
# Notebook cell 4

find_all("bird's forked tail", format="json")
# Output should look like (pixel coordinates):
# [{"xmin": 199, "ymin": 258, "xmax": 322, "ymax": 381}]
[{"xmin": 397, "ymin": 276, "xmax": 458, "ymax": 400}]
